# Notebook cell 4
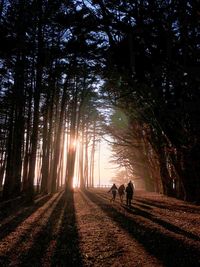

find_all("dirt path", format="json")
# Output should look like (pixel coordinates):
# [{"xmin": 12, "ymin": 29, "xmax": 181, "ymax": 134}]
[
  {"xmin": 0, "ymin": 189, "xmax": 199, "ymax": 267},
  {"xmin": 75, "ymin": 190, "xmax": 162, "ymax": 267}
]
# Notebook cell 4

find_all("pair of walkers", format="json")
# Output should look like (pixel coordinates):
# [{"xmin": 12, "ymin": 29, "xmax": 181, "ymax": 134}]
[{"xmin": 108, "ymin": 181, "xmax": 134, "ymax": 206}]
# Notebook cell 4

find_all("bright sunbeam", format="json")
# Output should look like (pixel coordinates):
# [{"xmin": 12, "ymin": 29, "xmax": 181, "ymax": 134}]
[
  {"xmin": 73, "ymin": 176, "xmax": 79, "ymax": 188},
  {"xmin": 69, "ymin": 138, "xmax": 78, "ymax": 151},
  {"xmin": 72, "ymin": 139, "xmax": 77, "ymax": 148}
]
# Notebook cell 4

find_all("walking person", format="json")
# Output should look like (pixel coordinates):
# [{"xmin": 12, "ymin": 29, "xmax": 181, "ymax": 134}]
[
  {"xmin": 126, "ymin": 181, "xmax": 134, "ymax": 206},
  {"xmin": 118, "ymin": 184, "xmax": 125, "ymax": 203},
  {"xmin": 108, "ymin": 183, "xmax": 118, "ymax": 202}
]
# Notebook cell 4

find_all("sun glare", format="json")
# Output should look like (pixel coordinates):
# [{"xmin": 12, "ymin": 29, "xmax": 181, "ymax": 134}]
[
  {"xmin": 73, "ymin": 176, "xmax": 79, "ymax": 188},
  {"xmin": 70, "ymin": 138, "xmax": 78, "ymax": 150},
  {"xmin": 72, "ymin": 139, "xmax": 77, "ymax": 147}
]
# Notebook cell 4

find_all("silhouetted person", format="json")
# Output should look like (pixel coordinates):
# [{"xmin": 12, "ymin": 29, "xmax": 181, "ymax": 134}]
[
  {"xmin": 118, "ymin": 184, "xmax": 125, "ymax": 203},
  {"xmin": 126, "ymin": 182, "xmax": 134, "ymax": 206},
  {"xmin": 129, "ymin": 180, "xmax": 134, "ymax": 191},
  {"xmin": 108, "ymin": 183, "xmax": 118, "ymax": 202}
]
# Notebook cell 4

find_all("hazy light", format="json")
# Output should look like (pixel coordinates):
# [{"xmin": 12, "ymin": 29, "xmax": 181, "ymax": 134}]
[
  {"xmin": 73, "ymin": 176, "xmax": 79, "ymax": 188},
  {"xmin": 69, "ymin": 138, "xmax": 79, "ymax": 151}
]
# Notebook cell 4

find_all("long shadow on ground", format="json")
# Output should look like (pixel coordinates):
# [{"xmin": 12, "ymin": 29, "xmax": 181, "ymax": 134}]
[
  {"xmin": 0, "ymin": 195, "xmax": 51, "ymax": 241},
  {"xmin": 134, "ymin": 197, "xmax": 200, "ymax": 214},
  {"xmin": 51, "ymin": 190, "xmax": 83, "ymax": 267},
  {"xmin": 16, "ymin": 193, "xmax": 65, "ymax": 267},
  {"xmin": 0, "ymin": 191, "xmax": 83, "ymax": 267},
  {"xmin": 84, "ymin": 190, "xmax": 200, "ymax": 267},
  {"xmin": 127, "ymin": 205, "xmax": 200, "ymax": 242},
  {"xmin": 0, "ymin": 193, "xmax": 62, "ymax": 266},
  {"xmin": 19, "ymin": 191, "xmax": 83, "ymax": 267}
]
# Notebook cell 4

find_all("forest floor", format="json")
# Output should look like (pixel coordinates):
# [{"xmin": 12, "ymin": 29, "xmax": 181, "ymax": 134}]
[{"xmin": 0, "ymin": 189, "xmax": 200, "ymax": 267}]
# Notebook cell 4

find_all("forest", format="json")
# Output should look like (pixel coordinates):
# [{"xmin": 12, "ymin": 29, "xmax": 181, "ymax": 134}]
[{"xmin": 0, "ymin": 0, "xmax": 199, "ymax": 202}]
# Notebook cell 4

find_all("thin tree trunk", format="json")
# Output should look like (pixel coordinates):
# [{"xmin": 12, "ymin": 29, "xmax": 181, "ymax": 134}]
[
  {"xmin": 84, "ymin": 120, "xmax": 89, "ymax": 187},
  {"xmin": 27, "ymin": 3, "xmax": 43, "ymax": 200},
  {"xmin": 22, "ymin": 79, "xmax": 33, "ymax": 192},
  {"xmin": 90, "ymin": 120, "xmax": 96, "ymax": 188},
  {"xmin": 79, "ymin": 121, "xmax": 84, "ymax": 188},
  {"xmin": 3, "ymin": 2, "xmax": 26, "ymax": 199},
  {"xmin": 51, "ymin": 82, "xmax": 68, "ymax": 193},
  {"xmin": 65, "ymin": 80, "xmax": 78, "ymax": 190}
]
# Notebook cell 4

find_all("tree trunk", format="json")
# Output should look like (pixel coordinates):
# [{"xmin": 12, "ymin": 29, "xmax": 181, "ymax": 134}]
[
  {"xmin": 51, "ymin": 83, "xmax": 68, "ymax": 193},
  {"xmin": 84, "ymin": 120, "xmax": 89, "ymax": 187},
  {"xmin": 27, "ymin": 4, "xmax": 43, "ymax": 201},
  {"xmin": 90, "ymin": 120, "xmax": 96, "ymax": 188},
  {"xmin": 79, "ymin": 121, "xmax": 84, "ymax": 188},
  {"xmin": 65, "ymin": 82, "xmax": 78, "ymax": 190},
  {"xmin": 3, "ymin": 4, "xmax": 26, "ymax": 199}
]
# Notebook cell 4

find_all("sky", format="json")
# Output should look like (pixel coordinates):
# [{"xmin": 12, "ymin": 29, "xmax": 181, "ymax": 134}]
[
  {"xmin": 93, "ymin": 138, "xmax": 118, "ymax": 187},
  {"xmin": 72, "ymin": 137, "xmax": 118, "ymax": 188}
]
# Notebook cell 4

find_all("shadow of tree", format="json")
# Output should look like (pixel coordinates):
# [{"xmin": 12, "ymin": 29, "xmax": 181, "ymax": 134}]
[
  {"xmin": 84, "ymin": 190, "xmax": 200, "ymax": 267},
  {"xmin": 0, "ymin": 195, "xmax": 52, "ymax": 241},
  {"xmin": 134, "ymin": 197, "xmax": 200, "ymax": 214},
  {"xmin": 0, "ymin": 194, "xmax": 62, "ymax": 266},
  {"xmin": 123, "ymin": 205, "xmax": 200, "ymax": 242},
  {"xmin": 134, "ymin": 202, "xmax": 153, "ymax": 210},
  {"xmin": 51, "ymin": 190, "xmax": 83, "ymax": 267},
  {"xmin": 0, "ymin": 191, "xmax": 83, "ymax": 267},
  {"xmin": 17, "ymin": 193, "xmax": 66, "ymax": 266}
]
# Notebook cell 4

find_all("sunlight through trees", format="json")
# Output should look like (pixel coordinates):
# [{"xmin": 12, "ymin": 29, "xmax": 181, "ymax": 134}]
[{"xmin": 0, "ymin": 0, "xmax": 199, "ymax": 202}]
